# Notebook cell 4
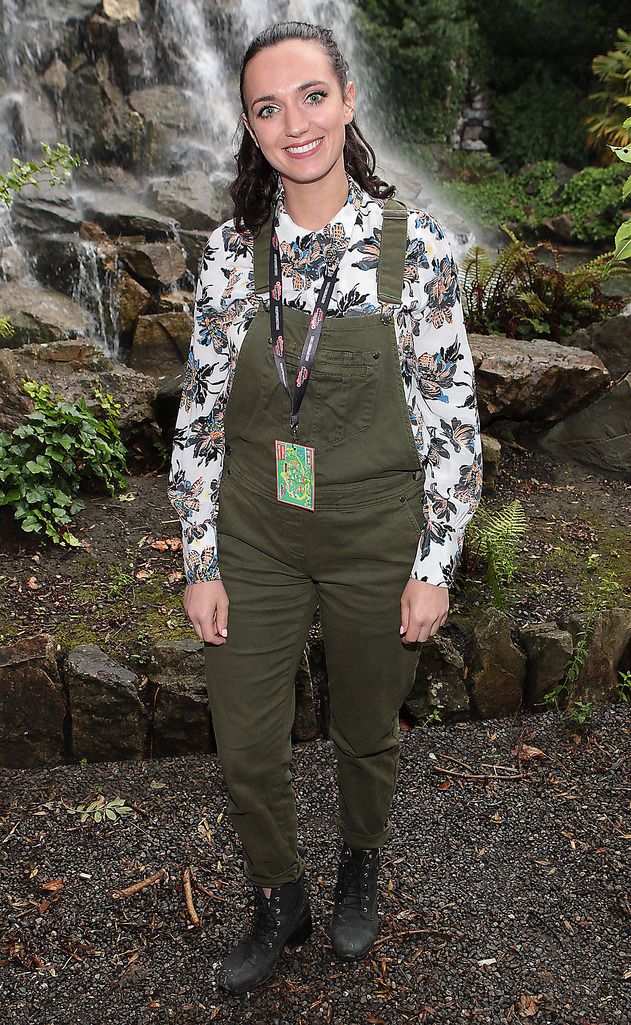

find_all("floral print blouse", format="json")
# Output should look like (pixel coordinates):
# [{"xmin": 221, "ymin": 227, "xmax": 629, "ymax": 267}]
[{"xmin": 168, "ymin": 172, "xmax": 483, "ymax": 589}]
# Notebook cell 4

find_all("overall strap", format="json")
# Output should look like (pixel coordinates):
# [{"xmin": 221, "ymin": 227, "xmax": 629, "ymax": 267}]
[
  {"xmin": 253, "ymin": 213, "xmax": 274, "ymax": 296},
  {"xmin": 377, "ymin": 198, "xmax": 409, "ymax": 305}
]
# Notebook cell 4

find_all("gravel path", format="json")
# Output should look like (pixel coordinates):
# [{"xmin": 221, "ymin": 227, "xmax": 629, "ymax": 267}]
[{"xmin": 1, "ymin": 706, "xmax": 629, "ymax": 1025}]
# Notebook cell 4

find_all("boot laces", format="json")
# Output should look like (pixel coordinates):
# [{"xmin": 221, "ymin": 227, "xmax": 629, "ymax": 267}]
[
  {"xmin": 249, "ymin": 887, "xmax": 280, "ymax": 948},
  {"xmin": 335, "ymin": 848, "xmax": 375, "ymax": 914}
]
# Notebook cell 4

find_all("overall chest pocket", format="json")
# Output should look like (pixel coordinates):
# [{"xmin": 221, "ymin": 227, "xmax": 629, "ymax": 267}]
[{"xmin": 258, "ymin": 343, "xmax": 381, "ymax": 450}]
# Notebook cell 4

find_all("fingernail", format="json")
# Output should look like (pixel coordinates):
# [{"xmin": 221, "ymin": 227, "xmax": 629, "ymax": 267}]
[
  {"xmin": 400, "ymin": 626, "xmax": 405, "ymax": 635},
  {"xmin": 220, "ymin": 629, "xmax": 228, "ymax": 637}
]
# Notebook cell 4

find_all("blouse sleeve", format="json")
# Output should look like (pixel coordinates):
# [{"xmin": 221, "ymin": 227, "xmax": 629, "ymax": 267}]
[
  {"xmin": 167, "ymin": 224, "xmax": 234, "ymax": 584},
  {"xmin": 406, "ymin": 214, "xmax": 484, "ymax": 588}
]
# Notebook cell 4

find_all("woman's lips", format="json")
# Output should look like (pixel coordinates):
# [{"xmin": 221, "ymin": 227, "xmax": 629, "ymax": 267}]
[{"xmin": 284, "ymin": 137, "xmax": 324, "ymax": 159}]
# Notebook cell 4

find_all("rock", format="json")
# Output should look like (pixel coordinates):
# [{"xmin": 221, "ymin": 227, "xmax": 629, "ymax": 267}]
[
  {"xmin": 31, "ymin": 233, "xmax": 116, "ymax": 295},
  {"xmin": 562, "ymin": 315, "xmax": 631, "ymax": 381},
  {"xmin": 129, "ymin": 85, "xmax": 198, "ymax": 130},
  {"xmin": 0, "ymin": 282, "xmax": 89, "ymax": 346},
  {"xmin": 470, "ymin": 332, "xmax": 610, "ymax": 425},
  {"xmin": 148, "ymin": 638, "xmax": 204, "ymax": 671},
  {"xmin": 0, "ymin": 246, "xmax": 27, "ymax": 281},
  {"xmin": 10, "ymin": 186, "xmax": 83, "ymax": 234},
  {"xmin": 156, "ymin": 290, "xmax": 194, "ymax": 315},
  {"xmin": 293, "ymin": 648, "xmax": 318, "ymax": 741},
  {"xmin": 469, "ymin": 608, "xmax": 526, "ymax": 718},
  {"xmin": 86, "ymin": 12, "xmax": 155, "ymax": 93},
  {"xmin": 66, "ymin": 644, "xmax": 146, "ymax": 761},
  {"xmin": 153, "ymin": 369, "xmax": 185, "ymax": 443},
  {"xmin": 403, "ymin": 632, "xmax": 469, "ymax": 722},
  {"xmin": 0, "ymin": 340, "xmax": 160, "ymax": 449},
  {"xmin": 519, "ymin": 622, "xmax": 574, "ymax": 710},
  {"xmin": 79, "ymin": 191, "xmax": 180, "ymax": 239},
  {"xmin": 539, "ymin": 213, "xmax": 574, "ymax": 241},
  {"xmin": 42, "ymin": 56, "xmax": 69, "ymax": 94},
  {"xmin": 102, "ymin": 0, "xmax": 141, "ymax": 21},
  {"xmin": 129, "ymin": 312, "xmax": 192, "ymax": 376},
  {"xmin": 0, "ymin": 635, "xmax": 66, "ymax": 768},
  {"xmin": 11, "ymin": 93, "xmax": 59, "ymax": 157},
  {"xmin": 481, "ymin": 432, "xmax": 501, "ymax": 491},
  {"xmin": 179, "ymin": 228, "xmax": 215, "ymax": 276},
  {"xmin": 537, "ymin": 373, "xmax": 631, "ymax": 480},
  {"xmin": 559, "ymin": 608, "xmax": 631, "ymax": 707},
  {"xmin": 128, "ymin": 86, "xmax": 199, "ymax": 171},
  {"xmin": 113, "ymin": 270, "xmax": 152, "ymax": 335},
  {"xmin": 148, "ymin": 171, "xmax": 228, "ymax": 230},
  {"xmin": 63, "ymin": 55, "xmax": 143, "ymax": 165},
  {"xmin": 119, "ymin": 241, "xmax": 187, "ymax": 286},
  {"xmin": 0, "ymin": 350, "xmax": 32, "ymax": 431},
  {"xmin": 150, "ymin": 657, "xmax": 210, "ymax": 757}
]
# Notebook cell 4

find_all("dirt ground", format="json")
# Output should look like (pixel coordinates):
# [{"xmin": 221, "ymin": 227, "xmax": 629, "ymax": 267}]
[{"xmin": 0, "ymin": 431, "xmax": 629, "ymax": 670}]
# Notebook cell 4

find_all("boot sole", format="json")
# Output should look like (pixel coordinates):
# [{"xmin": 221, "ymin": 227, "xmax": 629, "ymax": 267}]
[{"xmin": 217, "ymin": 910, "xmax": 313, "ymax": 996}]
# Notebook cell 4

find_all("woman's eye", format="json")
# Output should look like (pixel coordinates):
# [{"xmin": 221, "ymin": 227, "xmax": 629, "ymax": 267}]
[
  {"xmin": 306, "ymin": 90, "xmax": 327, "ymax": 104},
  {"xmin": 257, "ymin": 105, "xmax": 276, "ymax": 119}
]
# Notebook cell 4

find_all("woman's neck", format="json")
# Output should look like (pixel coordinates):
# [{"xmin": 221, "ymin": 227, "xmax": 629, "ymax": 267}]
[{"xmin": 279, "ymin": 161, "xmax": 349, "ymax": 232}]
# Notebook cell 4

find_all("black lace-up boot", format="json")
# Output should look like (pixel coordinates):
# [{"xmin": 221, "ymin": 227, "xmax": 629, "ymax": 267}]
[
  {"xmin": 217, "ymin": 873, "xmax": 312, "ymax": 995},
  {"xmin": 327, "ymin": 842, "xmax": 380, "ymax": 960}
]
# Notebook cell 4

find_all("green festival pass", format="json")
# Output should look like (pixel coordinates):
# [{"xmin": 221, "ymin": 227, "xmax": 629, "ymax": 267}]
[{"xmin": 275, "ymin": 439, "xmax": 315, "ymax": 510}]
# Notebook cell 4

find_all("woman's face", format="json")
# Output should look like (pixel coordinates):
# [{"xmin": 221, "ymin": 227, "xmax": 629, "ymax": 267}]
[{"xmin": 241, "ymin": 38, "xmax": 355, "ymax": 187}]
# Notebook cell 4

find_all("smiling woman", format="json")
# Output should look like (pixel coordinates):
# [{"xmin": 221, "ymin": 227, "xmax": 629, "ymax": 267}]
[{"xmin": 167, "ymin": 19, "xmax": 483, "ymax": 997}]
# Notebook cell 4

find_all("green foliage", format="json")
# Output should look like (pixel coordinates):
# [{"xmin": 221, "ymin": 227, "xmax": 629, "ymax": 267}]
[
  {"xmin": 459, "ymin": 229, "xmax": 627, "ymax": 341},
  {"xmin": 490, "ymin": 70, "xmax": 590, "ymax": 171},
  {"xmin": 464, "ymin": 0, "xmax": 630, "ymax": 166},
  {"xmin": 617, "ymin": 670, "xmax": 631, "ymax": 703},
  {"xmin": 585, "ymin": 27, "xmax": 631, "ymax": 161},
  {"xmin": 561, "ymin": 164, "xmax": 629, "ymax": 242},
  {"xmin": 0, "ymin": 379, "xmax": 127, "ymax": 545},
  {"xmin": 0, "ymin": 140, "xmax": 86, "ymax": 208},
  {"xmin": 67, "ymin": 794, "xmax": 134, "ymax": 824},
  {"xmin": 354, "ymin": 0, "xmax": 477, "ymax": 144},
  {"xmin": 466, "ymin": 500, "xmax": 527, "ymax": 612},
  {"xmin": 443, "ymin": 159, "xmax": 628, "ymax": 242},
  {"xmin": 607, "ymin": 106, "xmax": 631, "ymax": 264},
  {"xmin": 0, "ymin": 317, "xmax": 13, "ymax": 339}
]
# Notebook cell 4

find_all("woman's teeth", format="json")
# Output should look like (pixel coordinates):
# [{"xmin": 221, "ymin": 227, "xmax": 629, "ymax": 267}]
[{"xmin": 285, "ymin": 138, "xmax": 323, "ymax": 155}]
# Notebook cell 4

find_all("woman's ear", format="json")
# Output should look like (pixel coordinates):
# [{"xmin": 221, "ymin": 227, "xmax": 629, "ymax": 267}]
[
  {"xmin": 241, "ymin": 112, "xmax": 260, "ymax": 148},
  {"xmin": 343, "ymin": 81, "xmax": 356, "ymax": 125}
]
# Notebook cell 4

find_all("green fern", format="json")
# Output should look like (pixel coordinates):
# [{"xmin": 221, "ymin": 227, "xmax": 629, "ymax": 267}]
[
  {"xmin": 460, "ymin": 230, "xmax": 628, "ymax": 340},
  {"xmin": 467, "ymin": 500, "xmax": 527, "ymax": 611}
]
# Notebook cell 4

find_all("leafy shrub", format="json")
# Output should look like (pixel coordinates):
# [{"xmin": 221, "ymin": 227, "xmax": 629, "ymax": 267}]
[
  {"xmin": 443, "ymin": 159, "xmax": 628, "ymax": 241},
  {"xmin": 0, "ymin": 380, "xmax": 127, "ymax": 545},
  {"xmin": 585, "ymin": 27, "xmax": 631, "ymax": 163},
  {"xmin": 460, "ymin": 230, "xmax": 628, "ymax": 340},
  {"xmin": 562, "ymin": 165, "xmax": 630, "ymax": 242},
  {"xmin": 490, "ymin": 69, "xmax": 591, "ymax": 171},
  {"xmin": 354, "ymin": 0, "xmax": 477, "ymax": 144}
]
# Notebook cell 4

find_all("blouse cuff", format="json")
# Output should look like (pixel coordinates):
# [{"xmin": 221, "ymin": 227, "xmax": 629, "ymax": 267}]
[
  {"xmin": 182, "ymin": 526, "xmax": 222, "ymax": 584},
  {"xmin": 410, "ymin": 527, "xmax": 465, "ymax": 589}
]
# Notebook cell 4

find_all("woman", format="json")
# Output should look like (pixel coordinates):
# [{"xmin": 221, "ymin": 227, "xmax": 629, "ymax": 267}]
[{"xmin": 168, "ymin": 21, "xmax": 483, "ymax": 995}]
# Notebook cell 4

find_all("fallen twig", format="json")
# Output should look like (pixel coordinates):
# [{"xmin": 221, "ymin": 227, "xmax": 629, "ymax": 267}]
[
  {"xmin": 183, "ymin": 866, "xmax": 200, "ymax": 927},
  {"xmin": 111, "ymin": 867, "xmax": 167, "ymax": 899}
]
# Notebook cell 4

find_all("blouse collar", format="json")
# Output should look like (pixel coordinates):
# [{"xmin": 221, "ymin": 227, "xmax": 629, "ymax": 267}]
[{"xmin": 274, "ymin": 171, "xmax": 364, "ymax": 247}]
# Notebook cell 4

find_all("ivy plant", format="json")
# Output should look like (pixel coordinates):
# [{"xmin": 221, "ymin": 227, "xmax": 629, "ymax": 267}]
[{"xmin": 0, "ymin": 379, "xmax": 127, "ymax": 545}]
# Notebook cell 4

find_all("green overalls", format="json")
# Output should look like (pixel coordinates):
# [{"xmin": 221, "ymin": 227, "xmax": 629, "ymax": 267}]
[{"xmin": 205, "ymin": 200, "xmax": 426, "ymax": 888}]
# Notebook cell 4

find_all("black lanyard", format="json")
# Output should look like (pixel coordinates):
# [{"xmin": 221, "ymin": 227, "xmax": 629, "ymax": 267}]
[{"xmin": 269, "ymin": 229, "xmax": 339, "ymax": 442}]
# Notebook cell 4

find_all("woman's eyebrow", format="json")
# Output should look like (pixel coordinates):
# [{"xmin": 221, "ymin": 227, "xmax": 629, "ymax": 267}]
[{"xmin": 250, "ymin": 80, "xmax": 328, "ymax": 110}]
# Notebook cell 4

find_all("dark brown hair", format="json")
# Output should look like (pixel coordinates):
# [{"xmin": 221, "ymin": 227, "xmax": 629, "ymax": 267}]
[{"xmin": 229, "ymin": 21, "xmax": 396, "ymax": 234}]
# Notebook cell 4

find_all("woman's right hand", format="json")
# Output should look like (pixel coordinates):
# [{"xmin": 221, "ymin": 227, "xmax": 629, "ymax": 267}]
[{"xmin": 184, "ymin": 580, "xmax": 230, "ymax": 645}]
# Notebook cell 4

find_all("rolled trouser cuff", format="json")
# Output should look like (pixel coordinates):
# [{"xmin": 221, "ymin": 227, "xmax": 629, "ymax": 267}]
[
  {"xmin": 243, "ymin": 850, "xmax": 307, "ymax": 888},
  {"xmin": 336, "ymin": 815, "xmax": 393, "ymax": 850}
]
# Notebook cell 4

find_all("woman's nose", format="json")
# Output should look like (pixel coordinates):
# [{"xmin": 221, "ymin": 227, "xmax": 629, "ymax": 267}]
[{"xmin": 283, "ymin": 107, "xmax": 310, "ymax": 138}]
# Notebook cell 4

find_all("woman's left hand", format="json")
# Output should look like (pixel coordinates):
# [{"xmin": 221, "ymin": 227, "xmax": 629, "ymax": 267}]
[{"xmin": 400, "ymin": 579, "xmax": 449, "ymax": 643}]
